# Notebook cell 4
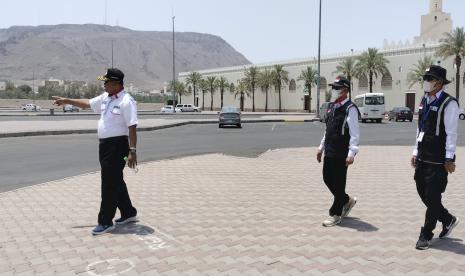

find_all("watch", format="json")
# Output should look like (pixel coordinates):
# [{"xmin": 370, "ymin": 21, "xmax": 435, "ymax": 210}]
[{"xmin": 129, "ymin": 147, "xmax": 137, "ymax": 153}]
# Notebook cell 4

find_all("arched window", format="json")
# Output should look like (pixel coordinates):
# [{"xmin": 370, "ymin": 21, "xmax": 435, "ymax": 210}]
[
  {"xmin": 229, "ymin": 83, "xmax": 235, "ymax": 93},
  {"xmin": 359, "ymin": 75, "xmax": 368, "ymax": 90},
  {"xmin": 289, "ymin": 79, "xmax": 296, "ymax": 91},
  {"xmin": 381, "ymin": 73, "xmax": 393, "ymax": 90}
]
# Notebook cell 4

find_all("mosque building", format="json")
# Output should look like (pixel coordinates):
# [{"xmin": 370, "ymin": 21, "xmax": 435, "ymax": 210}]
[{"xmin": 179, "ymin": 0, "xmax": 461, "ymax": 112}]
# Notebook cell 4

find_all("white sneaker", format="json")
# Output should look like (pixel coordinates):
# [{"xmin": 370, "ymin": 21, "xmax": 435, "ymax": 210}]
[
  {"xmin": 322, "ymin": 215, "xmax": 342, "ymax": 227},
  {"xmin": 342, "ymin": 196, "xmax": 357, "ymax": 218}
]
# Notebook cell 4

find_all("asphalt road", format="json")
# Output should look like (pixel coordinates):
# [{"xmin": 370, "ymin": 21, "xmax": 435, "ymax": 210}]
[{"xmin": 2, "ymin": 121, "xmax": 465, "ymax": 192}]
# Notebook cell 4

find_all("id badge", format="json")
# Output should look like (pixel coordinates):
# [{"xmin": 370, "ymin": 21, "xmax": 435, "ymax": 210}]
[
  {"xmin": 417, "ymin": 131, "xmax": 425, "ymax": 142},
  {"xmin": 100, "ymin": 103, "xmax": 106, "ymax": 112},
  {"xmin": 111, "ymin": 106, "xmax": 121, "ymax": 115}
]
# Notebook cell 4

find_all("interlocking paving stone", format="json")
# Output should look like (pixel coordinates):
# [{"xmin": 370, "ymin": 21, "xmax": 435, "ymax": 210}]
[{"xmin": 1, "ymin": 146, "xmax": 465, "ymax": 275}]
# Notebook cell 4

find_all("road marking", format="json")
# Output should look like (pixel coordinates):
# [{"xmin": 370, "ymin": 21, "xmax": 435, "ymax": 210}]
[
  {"xmin": 271, "ymin": 123, "xmax": 276, "ymax": 131},
  {"xmin": 86, "ymin": 258, "xmax": 135, "ymax": 276},
  {"xmin": 124, "ymin": 220, "xmax": 183, "ymax": 252}
]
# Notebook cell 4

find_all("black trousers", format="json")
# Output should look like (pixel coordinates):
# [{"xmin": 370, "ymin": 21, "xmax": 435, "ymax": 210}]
[
  {"xmin": 323, "ymin": 156, "xmax": 350, "ymax": 216},
  {"xmin": 98, "ymin": 136, "xmax": 137, "ymax": 225},
  {"xmin": 414, "ymin": 160, "xmax": 453, "ymax": 240}
]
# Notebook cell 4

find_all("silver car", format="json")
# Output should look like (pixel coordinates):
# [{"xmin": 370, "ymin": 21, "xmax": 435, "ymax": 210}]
[{"xmin": 218, "ymin": 106, "xmax": 241, "ymax": 128}]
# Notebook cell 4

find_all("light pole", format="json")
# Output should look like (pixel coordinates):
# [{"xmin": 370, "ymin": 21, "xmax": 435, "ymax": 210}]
[
  {"xmin": 316, "ymin": 0, "xmax": 322, "ymax": 118},
  {"xmin": 350, "ymin": 48, "xmax": 354, "ymax": 100},
  {"xmin": 172, "ymin": 15, "xmax": 176, "ymax": 112},
  {"xmin": 32, "ymin": 71, "xmax": 35, "ymax": 105},
  {"xmin": 111, "ymin": 40, "xmax": 114, "ymax": 67}
]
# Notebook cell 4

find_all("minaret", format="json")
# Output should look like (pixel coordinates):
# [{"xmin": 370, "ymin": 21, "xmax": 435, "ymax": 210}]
[
  {"xmin": 429, "ymin": 0, "xmax": 442, "ymax": 13},
  {"xmin": 415, "ymin": 0, "xmax": 452, "ymax": 43}
]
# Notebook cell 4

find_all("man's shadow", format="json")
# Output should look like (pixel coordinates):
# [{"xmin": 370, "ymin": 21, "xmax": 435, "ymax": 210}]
[
  {"xmin": 338, "ymin": 217, "xmax": 379, "ymax": 232},
  {"xmin": 111, "ymin": 222, "xmax": 154, "ymax": 236},
  {"xmin": 431, "ymin": 238, "xmax": 465, "ymax": 255},
  {"xmin": 72, "ymin": 222, "xmax": 154, "ymax": 236}
]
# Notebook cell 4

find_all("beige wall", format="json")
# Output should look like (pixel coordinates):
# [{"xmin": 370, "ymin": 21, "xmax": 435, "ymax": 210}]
[{"xmin": 180, "ymin": 44, "xmax": 464, "ymax": 113}]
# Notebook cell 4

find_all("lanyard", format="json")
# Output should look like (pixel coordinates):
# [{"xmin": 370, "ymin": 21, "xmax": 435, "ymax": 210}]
[
  {"xmin": 103, "ymin": 97, "xmax": 115, "ymax": 115},
  {"xmin": 419, "ymin": 95, "xmax": 441, "ymax": 132}
]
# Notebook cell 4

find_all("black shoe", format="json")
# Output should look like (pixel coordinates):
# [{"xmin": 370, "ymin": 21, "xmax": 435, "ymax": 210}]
[
  {"xmin": 439, "ymin": 216, "xmax": 459, "ymax": 239},
  {"xmin": 415, "ymin": 227, "xmax": 432, "ymax": 250}
]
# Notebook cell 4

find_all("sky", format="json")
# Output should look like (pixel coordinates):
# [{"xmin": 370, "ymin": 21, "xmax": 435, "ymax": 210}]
[{"xmin": 1, "ymin": 0, "xmax": 465, "ymax": 64}]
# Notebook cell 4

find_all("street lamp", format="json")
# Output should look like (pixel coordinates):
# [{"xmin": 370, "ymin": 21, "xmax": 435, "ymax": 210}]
[
  {"xmin": 32, "ymin": 71, "xmax": 35, "ymax": 105},
  {"xmin": 172, "ymin": 15, "xmax": 176, "ymax": 112},
  {"xmin": 316, "ymin": 0, "xmax": 322, "ymax": 118}
]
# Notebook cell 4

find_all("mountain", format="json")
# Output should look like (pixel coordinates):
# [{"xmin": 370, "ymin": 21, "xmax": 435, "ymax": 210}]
[{"xmin": 0, "ymin": 24, "xmax": 250, "ymax": 89}]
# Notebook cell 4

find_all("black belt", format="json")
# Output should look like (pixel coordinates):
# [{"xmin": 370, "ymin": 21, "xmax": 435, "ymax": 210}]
[{"xmin": 99, "ymin": 135, "xmax": 128, "ymax": 143}]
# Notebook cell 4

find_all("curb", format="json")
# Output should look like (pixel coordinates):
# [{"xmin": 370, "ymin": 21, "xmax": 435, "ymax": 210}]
[{"xmin": 0, "ymin": 119, "xmax": 318, "ymax": 138}]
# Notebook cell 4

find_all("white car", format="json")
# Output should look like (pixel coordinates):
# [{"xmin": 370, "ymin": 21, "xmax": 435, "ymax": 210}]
[
  {"xmin": 22, "ymin": 103, "xmax": 41, "ymax": 112},
  {"xmin": 459, "ymin": 109, "xmax": 465, "ymax": 120},
  {"xmin": 63, "ymin": 104, "xmax": 79, "ymax": 112},
  {"xmin": 160, "ymin": 105, "xmax": 174, "ymax": 113},
  {"xmin": 175, "ymin": 104, "xmax": 201, "ymax": 112}
]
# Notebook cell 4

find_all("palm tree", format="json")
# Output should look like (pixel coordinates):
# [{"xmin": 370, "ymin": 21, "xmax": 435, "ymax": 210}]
[
  {"xmin": 199, "ymin": 79, "xmax": 209, "ymax": 110},
  {"xmin": 298, "ymin": 66, "xmax": 318, "ymax": 112},
  {"xmin": 244, "ymin": 66, "xmax": 260, "ymax": 112},
  {"xmin": 205, "ymin": 76, "xmax": 217, "ymax": 111},
  {"xmin": 234, "ymin": 79, "xmax": 250, "ymax": 111},
  {"xmin": 186, "ymin": 71, "xmax": 202, "ymax": 106},
  {"xmin": 354, "ymin": 48, "xmax": 390, "ymax": 92},
  {"xmin": 407, "ymin": 56, "xmax": 435, "ymax": 89},
  {"xmin": 436, "ymin": 27, "xmax": 465, "ymax": 101},
  {"xmin": 168, "ymin": 80, "xmax": 188, "ymax": 104},
  {"xmin": 271, "ymin": 64, "xmax": 289, "ymax": 112},
  {"xmin": 334, "ymin": 57, "xmax": 357, "ymax": 99},
  {"xmin": 258, "ymin": 69, "xmax": 274, "ymax": 112},
  {"xmin": 215, "ymin": 76, "xmax": 229, "ymax": 109}
]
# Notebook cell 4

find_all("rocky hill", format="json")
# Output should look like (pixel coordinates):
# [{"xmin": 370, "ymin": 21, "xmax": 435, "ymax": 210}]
[{"xmin": 0, "ymin": 24, "xmax": 250, "ymax": 89}]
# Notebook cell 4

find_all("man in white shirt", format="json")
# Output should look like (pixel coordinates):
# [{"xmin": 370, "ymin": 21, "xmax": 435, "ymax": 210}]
[
  {"xmin": 52, "ymin": 68, "xmax": 138, "ymax": 235},
  {"xmin": 411, "ymin": 65, "xmax": 459, "ymax": 250},
  {"xmin": 317, "ymin": 76, "xmax": 360, "ymax": 227}
]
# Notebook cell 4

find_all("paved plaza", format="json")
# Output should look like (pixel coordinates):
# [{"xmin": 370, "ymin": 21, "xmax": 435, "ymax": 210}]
[{"xmin": 1, "ymin": 146, "xmax": 465, "ymax": 275}]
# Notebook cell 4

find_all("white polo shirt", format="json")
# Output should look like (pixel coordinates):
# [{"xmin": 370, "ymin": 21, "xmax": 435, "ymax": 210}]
[{"xmin": 89, "ymin": 90, "xmax": 138, "ymax": 139}]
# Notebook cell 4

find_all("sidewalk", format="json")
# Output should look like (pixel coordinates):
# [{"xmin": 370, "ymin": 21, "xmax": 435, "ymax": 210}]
[
  {"xmin": 0, "ymin": 115, "xmax": 316, "ymax": 138},
  {"xmin": 1, "ymin": 146, "xmax": 465, "ymax": 275}
]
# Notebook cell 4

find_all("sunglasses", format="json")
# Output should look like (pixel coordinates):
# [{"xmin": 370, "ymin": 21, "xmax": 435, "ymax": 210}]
[
  {"xmin": 423, "ymin": 75, "xmax": 436, "ymax": 82},
  {"xmin": 332, "ymin": 86, "xmax": 345, "ymax": 90}
]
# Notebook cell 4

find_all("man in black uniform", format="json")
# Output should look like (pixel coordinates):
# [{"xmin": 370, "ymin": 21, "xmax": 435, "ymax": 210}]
[
  {"xmin": 52, "ymin": 68, "xmax": 138, "ymax": 235},
  {"xmin": 317, "ymin": 76, "xmax": 360, "ymax": 227},
  {"xmin": 412, "ymin": 65, "xmax": 459, "ymax": 250}
]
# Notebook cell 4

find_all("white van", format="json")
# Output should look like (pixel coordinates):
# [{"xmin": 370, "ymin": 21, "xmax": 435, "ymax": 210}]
[
  {"xmin": 353, "ymin": 93, "xmax": 385, "ymax": 123},
  {"xmin": 175, "ymin": 104, "xmax": 201, "ymax": 112}
]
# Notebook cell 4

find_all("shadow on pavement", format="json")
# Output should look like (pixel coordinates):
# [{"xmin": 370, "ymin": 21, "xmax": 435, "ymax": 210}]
[
  {"xmin": 71, "ymin": 225, "xmax": 96, "ymax": 229},
  {"xmin": 432, "ymin": 238, "xmax": 465, "ymax": 255},
  {"xmin": 111, "ymin": 222, "xmax": 155, "ymax": 236},
  {"xmin": 338, "ymin": 217, "xmax": 379, "ymax": 232}
]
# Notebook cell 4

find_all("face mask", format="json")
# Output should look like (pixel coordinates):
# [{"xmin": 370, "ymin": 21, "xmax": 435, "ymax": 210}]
[
  {"xmin": 331, "ymin": 89, "xmax": 342, "ymax": 102},
  {"xmin": 423, "ymin": 80, "xmax": 437, "ymax": 93}
]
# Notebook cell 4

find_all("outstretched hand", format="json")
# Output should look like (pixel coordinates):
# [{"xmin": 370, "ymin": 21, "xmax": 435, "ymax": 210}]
[{"xmin": 52, "ymin": 96, "xmax": 67, "ymax": 106}]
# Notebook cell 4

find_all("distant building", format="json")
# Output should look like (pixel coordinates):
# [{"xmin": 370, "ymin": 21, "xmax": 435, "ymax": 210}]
[
  {"xmin": 44, "ymin": 78, "xmax": 64, "ymax": 86},
  {"xmin": 179, "ymin": 0, "xmax": 463, "ymax": 112},
  {"xmin": 0, "ymin": 81, "xmax": 6, "ymax": 90}
]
